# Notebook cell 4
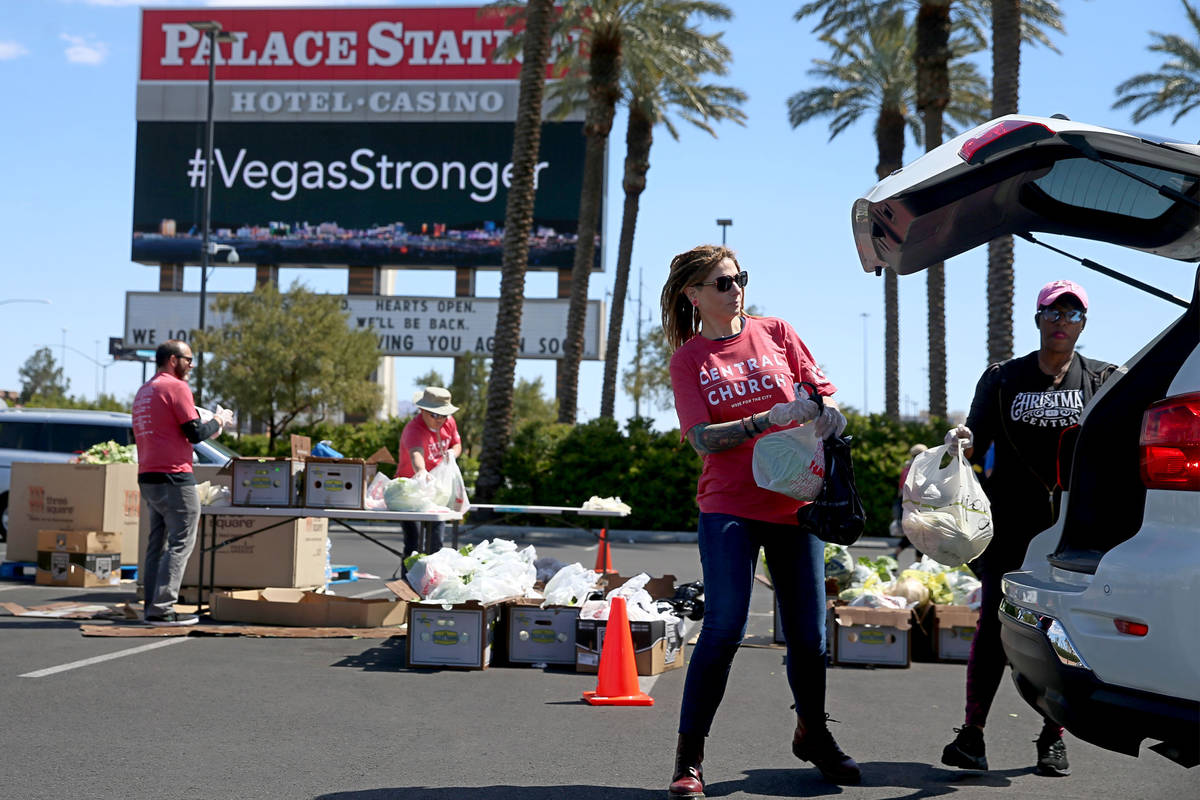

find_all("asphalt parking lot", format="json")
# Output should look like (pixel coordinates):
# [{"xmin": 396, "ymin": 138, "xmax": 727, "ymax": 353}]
[{"xmin": 0, "ymin": 527, "xmax": 1193, "ymax": 800}]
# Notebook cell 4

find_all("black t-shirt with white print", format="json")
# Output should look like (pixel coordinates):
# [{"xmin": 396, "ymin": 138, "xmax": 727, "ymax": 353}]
[{"xmin": 966, "ymin": 350, "xmax": 1115, "ymax": 551}]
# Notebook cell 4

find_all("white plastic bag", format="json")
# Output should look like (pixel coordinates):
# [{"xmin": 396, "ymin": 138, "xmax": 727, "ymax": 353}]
[
  {"xmin": 363, "ymin": 472, "xmax": 390, "ymax": 511},
  {"xmin": 428, "ymin": 454, "xmax": 470, "ymax": 513},
  {"xmin": 752, "ymin": 424, "xmax": 825, "ymax": 501},
  {"xmin": 384, "ymin": 475, "xmax": 437, "ymax": 511},
  {"xmin": 901, "ymin": 444, "xmax": 993, "ymax": 567},
  {"xmin": 541, "ymin": 562, "xmax": 601, "ymax": 607}
]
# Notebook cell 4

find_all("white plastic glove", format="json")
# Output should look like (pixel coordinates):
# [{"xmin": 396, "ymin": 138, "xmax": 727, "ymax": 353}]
[
  {"xmin": 814, "ymin": 406, "xmax": 847, "ymax": 440},
  {"xmin": 945, "ymin": 425, "xmax": 973, "ymax": 454},
  {"xmin": 215, "ymin": 404, "xmax": 235, "ymax": 429},
  {"xmin": 767, "ymin": 395, "xmax": 821, "ymax": 427}
]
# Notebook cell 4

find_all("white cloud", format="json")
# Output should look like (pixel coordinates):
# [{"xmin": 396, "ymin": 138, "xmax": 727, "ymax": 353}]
[
  {"xmin": 60, "ymin": 33, "xmax": 109, "ymax": 65},
  {"xmin": 0, "ymin": 41, "xmax": 30, "ymax": 61}
]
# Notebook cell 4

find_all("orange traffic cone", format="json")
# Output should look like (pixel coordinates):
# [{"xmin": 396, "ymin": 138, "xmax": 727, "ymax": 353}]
[
  {"xmin": 593, "ymin": 528, "xmax": 614, "ymax": 574},
  {"xmin": 583, "ymin": 596, "xmax": 654, "ymax": 706}
]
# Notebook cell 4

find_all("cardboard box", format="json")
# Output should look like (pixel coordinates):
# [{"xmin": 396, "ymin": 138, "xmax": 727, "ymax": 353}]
[
  {"xmin": 303, "ymin": 457, "xmax": 366, "ymax": 509},
  {"xmin": 231, "ymin": 458, "xmax": 302, "ymax": 506},
  {"xmin": 407, "ymin": 599, "xmax": 506, "ymax": 670},
  {"xmin": 7, "ymin": 462, "xmax": 141, "ymax": 563},
  {"xmin": 832, "ymin": 606, "xmax": 912, "ymax": 667},
  {"xmin": 210, "ymin": 582, "xmax": 417, "ymax": 627},
  {"xmin": 506, "ymin": 600, "xmax": 580, "ymax": 665},
  {"xmin": 575, "ymin": 616, "xmax": 683, "ymax": 676},
  {"xmin": 933, "ymin": 604, "xmax": 979, "ymax": 661},
  {"xmin": 35, "ymin": 530, "xmax": 122, "ymax": 587},
  {"xmin": 138, "ymin": 511, "xmax": 328, "ymax": 589},
  {"xmin": 573, "ymin": 572, "xmax": 683, "ymax": 675}
]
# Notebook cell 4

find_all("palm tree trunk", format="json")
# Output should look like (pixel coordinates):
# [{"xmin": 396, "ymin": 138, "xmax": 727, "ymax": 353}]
[
  {"xmin": 876, "ymin": 107, "xmax": 905, "ymax": 421},
  {"xmin": 987, "ymin": 0, "xmax": 1020, "ymax": 365},
  {"xmin": 557, "ymin": 32, "xmax": 622, "ymax": 424},
  {"xmin": 917, "ymin": 0, "xmax": 951, "ymax": 420},
  {"xmin": 475, "ymin": 0, "xmax": 554, "ymax": 503},
  {"xmin": 600, "ymin": 104, "xmax": 652, "ymax": 419}
]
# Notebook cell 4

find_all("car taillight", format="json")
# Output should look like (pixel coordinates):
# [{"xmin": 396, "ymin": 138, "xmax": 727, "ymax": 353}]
[
  {"xmin": 957, "ymin": 120, "xmax": 1054, "ymax": 164},
  {"xmin": 1140, "ymin": 393, "xmax": 1200, "ymax": 490}
]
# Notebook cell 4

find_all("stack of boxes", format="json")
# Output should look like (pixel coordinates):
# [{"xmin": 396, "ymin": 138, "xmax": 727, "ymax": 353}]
[{"xmin": 6, "ymin": 462, "xmax": 141, "ymax": 588}]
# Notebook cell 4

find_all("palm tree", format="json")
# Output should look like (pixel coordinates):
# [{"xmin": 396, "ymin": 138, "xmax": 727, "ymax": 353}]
[
  {"xmin": 550, "ymin": 0, "xmax": 736, "ymax": 424},
  {"xmin": 987, "ymin": 0, "xmax": 1065, "ymax": 366},
  {"xmin": 798, "ymin": 0, "xmax": 1063, "ymax": 418},
  {"xmin": 788, "ymin": 7, "xmax": 988, "ymax": 420},
  {"xmin": 585, "ymin": 32, "xmax": 747, "ymax": 419},
  {"xmin": 1114, "ymin": 0, "xmax": 1200, "ymax": 124},
  {"xmin": 475, "ymin": 0, "xmax": 556, "ymax": 503}
]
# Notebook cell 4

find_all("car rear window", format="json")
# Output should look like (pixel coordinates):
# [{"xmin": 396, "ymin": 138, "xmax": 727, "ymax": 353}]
[
  {"xmin": 0, "ymin": 421, "xmax": 44, "ymax": 450},
  {"xmin": 45, "ymin": 423, "xmax": 134, "ymax": 454},
  {"xmin": 1033, "ymin": 158, "xmax": 1194, "ymax": 220}
]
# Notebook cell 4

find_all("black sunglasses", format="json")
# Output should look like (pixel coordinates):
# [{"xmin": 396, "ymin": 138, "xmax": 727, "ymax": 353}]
[
  {"xmin": 423, "ymin": 409, "xmax": 447, "ymax": 419},
  {"xmin": 1038, "ymin": 308, "xmax": 1085, "ymax": 324},
  {"xmin": 177, "ymin": 354, "xmax": 193, "ymax": 363},
  {"xmin": 697, "ymin": 270, "xmax": 749, "ymax": 292}
]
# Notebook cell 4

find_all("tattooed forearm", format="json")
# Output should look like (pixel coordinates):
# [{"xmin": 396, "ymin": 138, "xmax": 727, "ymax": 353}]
[{"xmin": 687, "ymin": 412, "xmax": 768, "ymax": 455}]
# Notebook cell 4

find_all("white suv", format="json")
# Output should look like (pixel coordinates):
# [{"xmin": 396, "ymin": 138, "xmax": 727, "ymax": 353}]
[
  {"xmin": 852, "ymin": 114, "xmax": 1199, "ymax": 768},
  {"xmin": 0, "ymin": 407, "xmax": 235, "ymax": 541}
]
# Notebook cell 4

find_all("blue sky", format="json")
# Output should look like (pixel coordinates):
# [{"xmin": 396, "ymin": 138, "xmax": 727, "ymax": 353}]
[{"xmin": 1, "ymin": 0, "xmax": 1196, "ymax": 434}]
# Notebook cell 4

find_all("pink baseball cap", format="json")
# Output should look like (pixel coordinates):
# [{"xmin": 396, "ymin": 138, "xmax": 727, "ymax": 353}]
[{"xmin": 1037, "ymin": 279, "xmax": 1088, "ymax": 310}]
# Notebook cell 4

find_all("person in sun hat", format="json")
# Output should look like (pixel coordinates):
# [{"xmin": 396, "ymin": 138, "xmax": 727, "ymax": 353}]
[
  {"xmin": 397, "ymin": 386, "xmax": 462, "ymax": 559},
  {"xmin": 940, "ymin": 280, "xmax": 1117, "ymax": 777}
]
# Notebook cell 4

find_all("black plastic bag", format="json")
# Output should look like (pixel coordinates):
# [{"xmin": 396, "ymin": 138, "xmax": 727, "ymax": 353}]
[{"xmin": 796, "ymin": 433, "xmax": 866, "ymax": 546}]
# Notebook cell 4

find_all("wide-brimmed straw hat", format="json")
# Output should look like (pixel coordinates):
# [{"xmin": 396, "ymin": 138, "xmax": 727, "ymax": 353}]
[{"xmin": 412, "ymin": 386, "xmax": 458, "ymax": 416}]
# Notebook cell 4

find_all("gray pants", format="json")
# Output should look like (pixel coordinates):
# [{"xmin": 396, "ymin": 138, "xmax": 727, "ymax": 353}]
[{"xmin": 141, "ymin": 482, "xmax": 201, "ymax": 618}]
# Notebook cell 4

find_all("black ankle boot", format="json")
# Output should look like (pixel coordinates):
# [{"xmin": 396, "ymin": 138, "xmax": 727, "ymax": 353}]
[
  {"xmin": 793, "ymin": 714, "xmax": 861, "ymax": 785},
  {"xmin": 668, "ymin": 733, "xmax": 705, "ymax": 798}
]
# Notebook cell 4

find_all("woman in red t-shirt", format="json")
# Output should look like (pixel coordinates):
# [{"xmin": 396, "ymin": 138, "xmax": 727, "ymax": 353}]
[
  {"xmin": 398, "ymin": 386, "xmax": 462, "ymax": 558},
  {"xmin": 661, "ymin": 245, "xmax": 860, "ymax": 796}
]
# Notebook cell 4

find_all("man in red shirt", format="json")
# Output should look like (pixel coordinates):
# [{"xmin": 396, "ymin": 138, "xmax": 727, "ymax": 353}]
[
  {"xmin": 132, "ymin": 340, "xmax": 226, "ymax": 626},
  {"xmin": 397, "ymin": 386, "xmax": 462, "ymax": 558}
]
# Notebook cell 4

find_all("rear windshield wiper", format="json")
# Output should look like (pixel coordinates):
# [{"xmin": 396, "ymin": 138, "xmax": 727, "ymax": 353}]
[{"xmin": 1017, "ymin": 232, "xmax": 1189, "ymax": 308}]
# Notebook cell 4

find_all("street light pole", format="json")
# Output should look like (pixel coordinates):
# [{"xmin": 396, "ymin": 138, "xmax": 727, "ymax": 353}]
[
  {"xmin": 0, "ymin": 298, "xmax": 51, "ymax": 307},
  {"xmin": 860, "ymin": 312, "xmax": 869, "ymax": 414},
  {"xmin": 189, "ymin": 20, "xmax": 233, "ymax": 406},
  {"xmin": 716, "ymin": 218, "xmax": 733, "ymax": 246}
]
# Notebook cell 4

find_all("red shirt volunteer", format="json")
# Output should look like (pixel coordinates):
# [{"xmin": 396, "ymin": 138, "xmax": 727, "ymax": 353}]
[
  {"xmin": 132, "ymin": 371, "xmax": 199, "ymax": 475},
  {"xmin": 670, "ymin": 316, "xmax": 835, "ymax": 524},
  {"xmin": 398, "ymin": 415, "xmax": 461, "ymax": 478}
]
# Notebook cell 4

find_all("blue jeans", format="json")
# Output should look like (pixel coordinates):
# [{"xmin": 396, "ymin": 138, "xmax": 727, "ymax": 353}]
[
  {"xmin": 141, "ymin": 482, "xmax": 201, "ymax": 618},
  {"xmin": 678, "ymin": 513, "xmax": 827, "ymax": 737}
]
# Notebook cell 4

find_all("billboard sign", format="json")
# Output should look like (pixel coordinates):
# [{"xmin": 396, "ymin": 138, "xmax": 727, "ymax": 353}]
[
  {"xmin": 132, "ymin": 6, "xmax": 598, "ymax": 271},
  {"xmin": 124, "ymin": 292, "xmax": 605, "ymax": 360}
]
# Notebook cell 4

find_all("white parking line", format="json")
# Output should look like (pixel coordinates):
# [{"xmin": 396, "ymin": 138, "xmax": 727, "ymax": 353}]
[
  {"xmin": 0, "ymin": 585, "xmax": 27, "ymax": 593},
  {"xmin": 20, "ymin": 637, "xmax": 191, "ymax": 678}
]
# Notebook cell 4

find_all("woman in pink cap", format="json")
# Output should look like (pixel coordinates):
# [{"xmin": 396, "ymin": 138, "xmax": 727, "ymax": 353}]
[{"xmin": 940, "ymin": 280, "xmax": 1117, "ymax": 777}]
